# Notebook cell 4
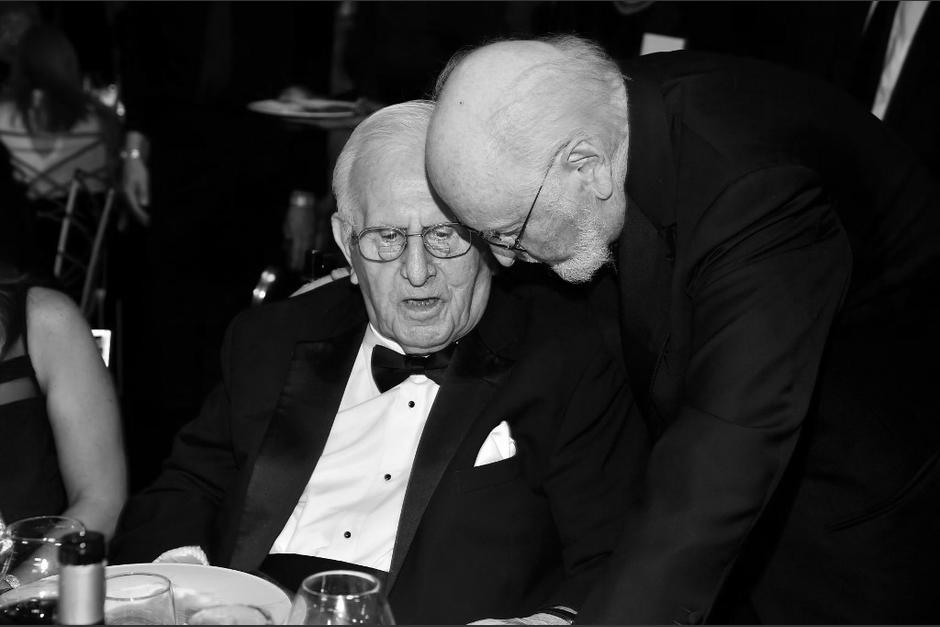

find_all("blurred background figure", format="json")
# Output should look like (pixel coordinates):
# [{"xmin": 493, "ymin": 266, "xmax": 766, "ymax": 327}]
[
  {"xmin": 0, "ymin": 262, "xmax": 126, "ymax": 537},
  {"xmin": 0, "ymin": 23, "xmax": 119, "ymax": 282},
  {"xmin": 0, "ymin": 1, "xmax": 40, "ymax": 271},
  {"xmin": 113, "ymin": 2, "xmax": 337, "ymax": 488},
  {"xmin": 0, "ymin": 1, "xmax": 38, "ymax": 84}
]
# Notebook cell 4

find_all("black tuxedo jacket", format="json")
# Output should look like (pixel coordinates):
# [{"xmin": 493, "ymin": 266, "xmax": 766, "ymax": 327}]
[
  {"xmin": 580, "ymin": 52, "xmax": 940, "ymax": 624},
  {"xmin": 111, "ymin": 278, "xmax": 646, "ymax": 624}
]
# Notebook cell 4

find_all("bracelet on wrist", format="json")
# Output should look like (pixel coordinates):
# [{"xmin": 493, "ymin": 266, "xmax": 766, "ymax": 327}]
[{"xmin": 120, "ymin": 147, "xmax": 144, "ymax": 161}]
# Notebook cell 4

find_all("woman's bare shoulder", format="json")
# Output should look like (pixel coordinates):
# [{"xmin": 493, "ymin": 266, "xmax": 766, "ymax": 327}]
[{"xmin": 26, "ymin": 287, "xmax": 89, "ymax": 342}]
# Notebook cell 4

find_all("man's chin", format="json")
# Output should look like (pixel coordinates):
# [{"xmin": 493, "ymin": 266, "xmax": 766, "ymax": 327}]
[
  {"xmin": 550, "ymin": 249, "xmax": 611, "ymax": 284},
  {"xmin": 396, "ymin": 328, "xmax": 454, "ymax": 354}
]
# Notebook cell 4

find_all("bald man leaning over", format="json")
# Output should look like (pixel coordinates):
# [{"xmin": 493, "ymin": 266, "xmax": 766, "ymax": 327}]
[{"xmin": 427, "ymin": 36, "xmax": 940, "ymax": 624}]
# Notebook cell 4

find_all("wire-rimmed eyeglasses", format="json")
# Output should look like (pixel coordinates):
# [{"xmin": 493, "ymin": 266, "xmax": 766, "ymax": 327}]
[
  {"xmin": 470, "ymin": 160, "xmax": 552, "ymax": 254},
  {"xmin": 350, "ymin": 222, "xmax": 474, "ymax": 262}
]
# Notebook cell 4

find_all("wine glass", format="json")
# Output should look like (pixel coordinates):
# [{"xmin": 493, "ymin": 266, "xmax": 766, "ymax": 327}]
[
  {"xmin": 0, "ymin": 516, "xmax": 85, "ymax": 589},
  {"xmin": 287, "ymin": 570, "xmax": 395, "ymax": 625},
  {"xmin": 105, "ymin": 573, "xmax": 177, "ymax": 625},
  {"xmin": 186, "ymin": 604, "xmax": 273, "ymax": 625},
  {"xmin": 0, "ymin": 511, "xmax": 9, "ymax": 577}
]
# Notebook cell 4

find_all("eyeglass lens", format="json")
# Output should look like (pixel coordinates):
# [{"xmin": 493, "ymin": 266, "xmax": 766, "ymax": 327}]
[{"xmin": 356, "ymin": 224, "xmax": 471, "ymax": 261}]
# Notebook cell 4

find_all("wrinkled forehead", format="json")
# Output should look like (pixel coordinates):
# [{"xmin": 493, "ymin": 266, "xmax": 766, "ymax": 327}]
[
  {"xmin": 424, "ymin": 130, "xmax": 531, "ymax": 233},
  {"xmin": 353, "ymin": 151, "xmax": 454, "ymax": 227},
  {"xmin": 428, "ymin": 48, "xmax": 560, "ymax": 231}
]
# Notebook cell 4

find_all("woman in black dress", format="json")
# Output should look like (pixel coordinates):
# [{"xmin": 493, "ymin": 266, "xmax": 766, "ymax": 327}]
[{"xmin": 0, "ymin": 264, "xmax": 125, "ymax": 542}]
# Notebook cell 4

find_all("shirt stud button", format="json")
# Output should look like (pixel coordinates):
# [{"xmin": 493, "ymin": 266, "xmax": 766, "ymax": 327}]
[
  {"xmin": 408, "ymin": 401, "xmax": 415, "ymax": 408},
  {"xmin": 344, "ymin": 531, "xmax": 351, "ymax": 539},
  {"xmin": 384, "ymin": 473, "xmax": 391, "ymax": 481}
]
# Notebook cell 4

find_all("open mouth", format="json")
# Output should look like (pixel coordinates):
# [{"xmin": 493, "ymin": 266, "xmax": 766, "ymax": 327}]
[{"xmin": 402, "ymin": 297, "xmax": 441, "ymax": 310}]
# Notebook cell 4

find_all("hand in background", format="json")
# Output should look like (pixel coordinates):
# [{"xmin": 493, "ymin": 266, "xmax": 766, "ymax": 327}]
[
  {"xmin": 122, "ymin": 157, "xmax": 151, "ymax": 226},
  {"xmin": 121, "ymin": 131, "xmax": 152, "ymax": 226}
]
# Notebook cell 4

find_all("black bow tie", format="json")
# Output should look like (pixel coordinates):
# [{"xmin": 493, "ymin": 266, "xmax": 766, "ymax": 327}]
[{"xmin": 371, "ymin": 344, "xmax": 455, "ymax": 393}]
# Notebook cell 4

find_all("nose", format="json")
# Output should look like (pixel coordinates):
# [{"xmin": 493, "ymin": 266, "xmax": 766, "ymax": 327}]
[{"xmin": 400, "ymin": 235, "xmax": 435, "ymax": 286}]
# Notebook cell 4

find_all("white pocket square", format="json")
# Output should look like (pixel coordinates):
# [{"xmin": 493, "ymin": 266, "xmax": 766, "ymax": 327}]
[{"xmin": 474, "ymin": 420, "xmax": 517, "ymax": 467}]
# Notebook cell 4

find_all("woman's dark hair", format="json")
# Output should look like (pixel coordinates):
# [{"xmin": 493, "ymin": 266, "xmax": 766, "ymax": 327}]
[
  {"xmin": 9, "ymin": 24, "xmax": 87, "ymax": 133},
  {"xmin": 0, "ymin": 263, "xmax": 30, "ymax": 356}
]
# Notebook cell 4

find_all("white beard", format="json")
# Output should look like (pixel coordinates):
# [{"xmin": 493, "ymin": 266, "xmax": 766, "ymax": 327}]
[{"xmin": 549, "ymin": 198, "xmax": 612, "ymax": 283}]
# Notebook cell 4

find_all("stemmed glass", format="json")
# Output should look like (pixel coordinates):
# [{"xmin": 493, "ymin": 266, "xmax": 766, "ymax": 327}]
[
  {"xmin": 0, "ymin": 511, "xmax": 9, "ymax": 572},
  {"xmin": 186, "ymin": 604, "xmax": 273, "ymax": 625},
  {"xmin": 105, "ymin": 572, "xmax": 177, "ymax": 625},
  {"xmin": 287, "ymin": 570, "xmax": 395, "ymax": 625},
  {"xmin": 0, "ymin": 516, "xmax": 85, "ymax": 590}
]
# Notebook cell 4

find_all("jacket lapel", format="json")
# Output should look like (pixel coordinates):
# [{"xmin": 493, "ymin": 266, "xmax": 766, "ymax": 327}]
[
  {"xmin": 230, "ymin": 304, "xmax": 366, "ymax": 571},
  {"xmin": 385, "ymin": 285, "xmax": 520, "ymax": 590},
  {"xmin": 617, "ymin": 66, "xmax": 678, "ymax": 432}
]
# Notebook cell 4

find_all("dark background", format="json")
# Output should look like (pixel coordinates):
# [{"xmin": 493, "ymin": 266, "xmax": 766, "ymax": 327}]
[{"xmin": 2, "ymin": 1, "xmax": 935, "ymax": 491}]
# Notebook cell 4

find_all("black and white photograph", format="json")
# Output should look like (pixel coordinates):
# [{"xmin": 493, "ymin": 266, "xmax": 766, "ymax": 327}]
[{"xmin": 1, "ymin": 1, "xmax": 938, "ymax": 624}]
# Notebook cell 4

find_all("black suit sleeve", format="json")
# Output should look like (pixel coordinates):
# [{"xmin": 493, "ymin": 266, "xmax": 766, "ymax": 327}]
[
  {"xmin": 109, "ymin": 331, "xmax": 238, "ymax": 564},
  {"xmin": 540, "ymin": 312, "xmax": 649, "ymax": 612},
  {"xmin": 580, "ymin": 165, "xmax": 852, "ymax": 623}
]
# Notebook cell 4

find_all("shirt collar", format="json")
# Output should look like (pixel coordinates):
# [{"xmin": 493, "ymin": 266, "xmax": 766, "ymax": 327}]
[{"xmin": 365, "ymin": 323, "xmax": 406, "ymax": 356}]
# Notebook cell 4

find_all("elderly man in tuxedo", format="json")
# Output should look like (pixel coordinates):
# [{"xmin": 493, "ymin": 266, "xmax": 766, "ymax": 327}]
[
  {"xmin": 426, "ymin": 35, "xmax": 940, "ymax": 624},
  {"xmin": 110, "ymin": 101, "xmax": 645, "ymax": 625}
]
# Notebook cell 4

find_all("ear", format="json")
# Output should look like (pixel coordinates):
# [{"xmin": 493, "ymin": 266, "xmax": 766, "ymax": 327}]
[
  {"xmin": 331, "ymin": 214, "xmax": 359, "ymax": 285},
  {"xmin": 562, "ymin": 138, "xmax": 613, "ymax": 201}
]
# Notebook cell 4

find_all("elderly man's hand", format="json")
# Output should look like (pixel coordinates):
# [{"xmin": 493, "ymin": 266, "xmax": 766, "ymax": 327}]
[
  {"xmin": 153, "ymin": 546, "xmax": 209, "ymax": 566},
  {"xmin": 468, "ymin": 612, "xmax": 573, "ymax": 625}
]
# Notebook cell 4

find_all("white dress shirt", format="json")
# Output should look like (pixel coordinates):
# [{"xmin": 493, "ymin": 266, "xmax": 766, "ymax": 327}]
[
  {"xmin": 268, "ymin": 324, "xmax": 440, "ymax": 572},
  {"xmin": 869, "ymin": 0, "xmax": 929, "ymax": 119}
]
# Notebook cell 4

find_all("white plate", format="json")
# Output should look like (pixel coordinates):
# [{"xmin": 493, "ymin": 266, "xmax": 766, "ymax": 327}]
[
  {"xmin": 247, "ymin": 98, "xmax": 358, "ymax": 119},
  {"xmin": 107, "ymin": 563, "xmax": 292, "ymax": 624}
]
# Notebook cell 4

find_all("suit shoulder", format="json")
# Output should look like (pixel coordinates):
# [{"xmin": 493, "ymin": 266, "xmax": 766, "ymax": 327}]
[
  {"xmin": 223, "ymin": 278, "xmax": 365, "ymax": 370},
  {"xmin": 228, "ymin": 278, "xmax": 361, "ymax": 339}
]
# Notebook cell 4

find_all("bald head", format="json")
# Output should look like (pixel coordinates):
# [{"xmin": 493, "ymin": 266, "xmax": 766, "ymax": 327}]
[
  {"xmin": 427, "ymin": 35, "xmax": 629, "ymax": 270},
  {"xmin": 427, "ymin": 41, "xmax": 566, "ymax": 225}
]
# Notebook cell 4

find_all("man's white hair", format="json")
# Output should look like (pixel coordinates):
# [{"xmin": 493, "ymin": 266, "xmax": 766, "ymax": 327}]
[{"xmin": 332, "ymin": 100, "xmax": 436, "ymax": 230}]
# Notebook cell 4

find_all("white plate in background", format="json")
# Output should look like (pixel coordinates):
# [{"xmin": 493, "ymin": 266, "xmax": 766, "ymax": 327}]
[{"xmin": 247, "ymin": 98, "xmax": 358, "ymax": 119}]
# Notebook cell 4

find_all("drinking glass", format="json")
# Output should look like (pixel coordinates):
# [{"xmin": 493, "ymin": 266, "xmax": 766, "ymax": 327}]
[
  {"xmin": 186, "ymin": 604, "xmax": 273, "ymax": 625},
  {"xmin": 287, "ymin": 570, "xmax": 395, "ymax": 625},
  {"xmin": 105, "ymin": 573, "xmax": 176, "ymax": 625},
  {"xmin": 0, "ymin": 516, "xmax": 85, "ymax": 589},
  {"xmin": 0, "ymin": 511, "xmax": 9, "ymax": 578},
  {"xmin": 0, "ymin": 578, "xmax": 58, "ymax": 622}
]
